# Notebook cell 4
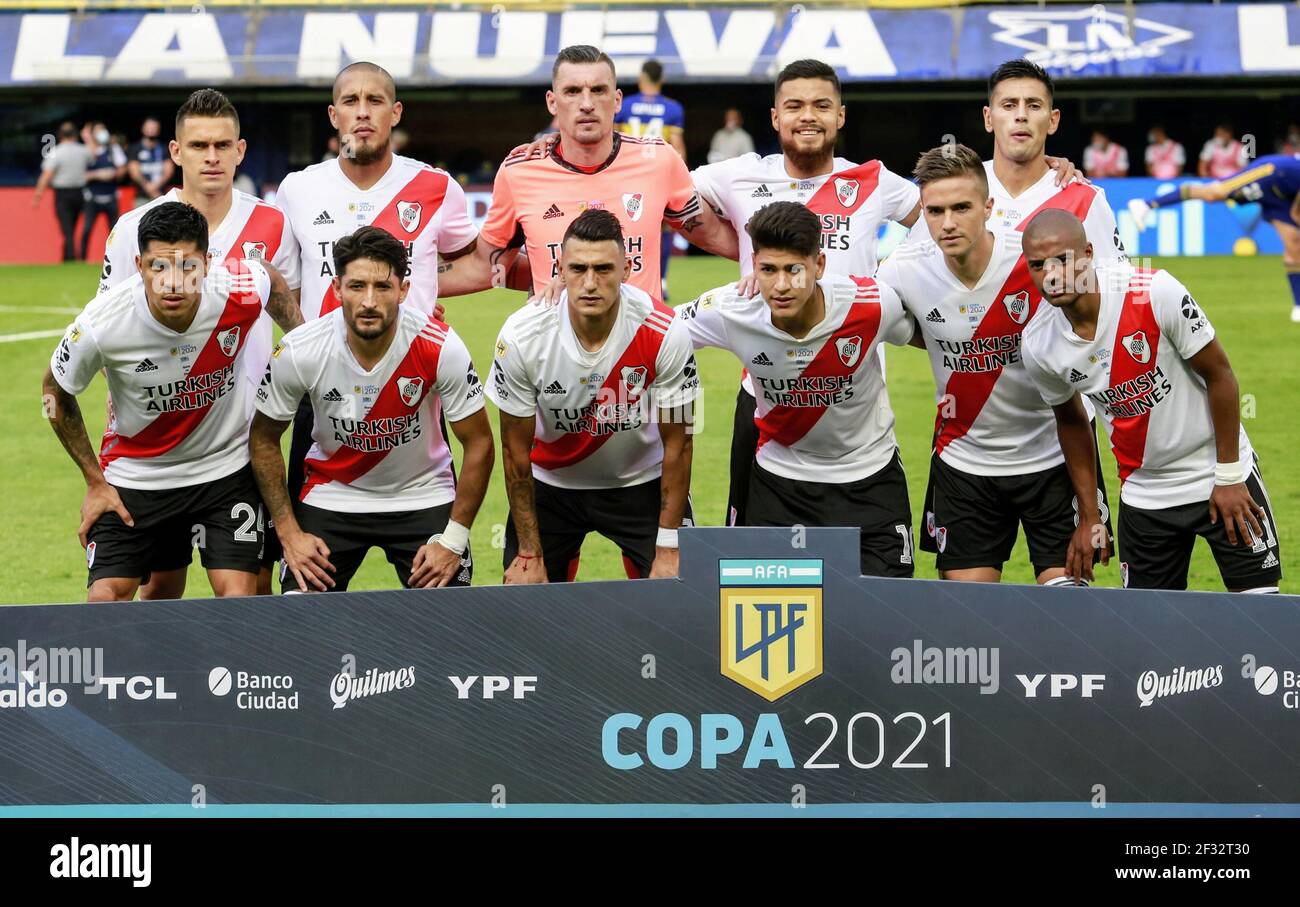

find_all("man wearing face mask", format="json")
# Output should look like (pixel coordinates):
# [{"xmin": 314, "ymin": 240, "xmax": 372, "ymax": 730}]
[
  {"xmin": 81, "ymin": 122, "xmax": 126, "ymax": 259},
  {"xmin": 127, "ymin": 117, "xmax": 174, "ymax": 207},
  {"xmin": 1144, "ymin": 126, "xmax": 1185, "ymax": 180}
]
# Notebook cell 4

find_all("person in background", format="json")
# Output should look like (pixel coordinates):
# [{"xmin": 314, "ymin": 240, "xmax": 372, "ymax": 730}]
[
  {"xmin": 1083, "ymin": 129, "xmax": 1128, "ymax": 179},
  {"xmin": 127, "ymin": 117, "xmax": 174, "ymax": 207},
  {"xmin": 1199, "ymin": 124, "xmax": 1249, "ymax": 179},
  {"xmin": 615, "ymin": 59, "xmax": 687, "ymax": 300},
  {"xmin": 1278, "ymin": 123, "xmax": 1300, "ymax": 157},
  {"xmin": 1144, "ymin": 125, "xmax": 1186, "ymax": 180},
  {"xmin": 80, "ymin": 121, "xmax": 126, "ymax": 258},
  {"xmin": 321, "ymin": 135, "xmax": 340, "ymax": 162},
  {"xmin": 708, "ymin": 108, "xmax": 755, "ymax": 164},
  {"xmin": 32, "ymin": 121, "xmax": 93, "ymax": 262},
  {"xmin": 391, "ymin": 128, "xmax": 411, "ymax": 155}
]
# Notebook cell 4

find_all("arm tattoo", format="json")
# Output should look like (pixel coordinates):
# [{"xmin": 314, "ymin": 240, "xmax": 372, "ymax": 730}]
[{"xmin": 47, "ymin": 386, "xmax": 102, "ymax": 483}]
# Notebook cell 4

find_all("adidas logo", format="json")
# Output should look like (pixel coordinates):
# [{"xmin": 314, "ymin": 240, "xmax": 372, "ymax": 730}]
[
  {"xmin": 313, "ymin": 210, "xmax": 334, "ymax": 226},
  {"xmin": 751, "ymin": 184, "xmax": 773, "ymax": 199},
  {"xmin": 543, "ymin": 380, "xmax": 566, "ymax": 395},
  {"xmin": 1263, "ymin": 551, "xmax": 1279, "ymax": 569},
  {"xmin": 1069, "ymin": 369, "xmax": 1088, "ymax": 383},
  {"xmin": 925, "ymin": 308, "xmax": 945, "ymax": 324},
  {"xmin": 750, "ymin": 352, "xmax": 774, "ymax": 366},
  {"xmin": 322, "ymin": 388, "xmax": 344, "ymax": 402},
  {"xmin": 542, "ymin": 204, "xmax": 564, "ymax": 220},
  {"xmin": 134, "ymin": 358, "xmax": 157, "ymax": 373}
]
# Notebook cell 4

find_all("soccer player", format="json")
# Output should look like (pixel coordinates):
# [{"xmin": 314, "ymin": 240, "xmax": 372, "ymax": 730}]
[
  {"xmin": 1021, "ymin": 209, "xmax": 1281, "ymax": 592},
  {"xmin": 877, "ymin": 145, "xmax": 1109, "ymax": 585},
  {"xmin": 487, "ymin": 210, "xmax": 699, "ymax": 584},
  {"xmin": 437, "ymin": 45, "xmax": 737, "ymax": 301},
  {"xmin": 678, "ymin": 202, "xmax": 918, "ymax": 577},
  {"xmin": 274, "ymin": 62, "xmax": 492, "ymax": 561},
  {"xmin": 615, "ymin": 58, "xmax": 687, "ymax": 300},
  {"xmin": 43, "ymin": 202, "xmax": 297, "ymax": 602},
  {"xmin": 1127, "ymin": 153, "xmax": 1300, "ymax": 323},
  {"xmin": 250, "ymin": 227, "xmax": 493, "ymax": 593},
  {"xmin": 100, "ymin": 89, "xmax": 305, "ymax": 597},
  {"xmin": 691, "ymin": 58, "xmax": 922, "ymax": 526}
]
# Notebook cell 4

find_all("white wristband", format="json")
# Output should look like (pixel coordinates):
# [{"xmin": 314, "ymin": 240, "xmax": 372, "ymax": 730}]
[
  {"xmin": 1214, "ymin": 459, "xmax": 1249, "ymax": 486},
  {"xmin": 431, "ymin": 520, "xmax": 470, "ymax": 555},
  {"xmin": 656, "ymin": 527, "xmax": 679, "ymax": 549}
]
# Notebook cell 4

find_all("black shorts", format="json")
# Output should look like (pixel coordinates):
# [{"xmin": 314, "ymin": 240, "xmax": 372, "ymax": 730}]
[
  {"xmin": 285, "ymin": 500, "xmax": 472, "ymax": 593},
  {"xmin": 86, "ymin": 464, "xmax": 264, "ymax": 586},
  {"xmin": 1118, "ymin": 463, "xmax": 1282, "ymax": 591},
  {"xmin": 503, "ymin": 477, "xmax": 694, "ymax": 583},
  {"xmin": 921, "ymin": 453, "xmax": 1114, "ymax": 576},
  {"xmin": 745, "ymin": 451, "xmax": 914, "ymax": 578},
  {"xmin": 727, "ymin": 385, "xmax": 758, "ymax": 526},
  {"xmin": 261, "ymin": 512, "xmax": 282, "ymax": 569}
]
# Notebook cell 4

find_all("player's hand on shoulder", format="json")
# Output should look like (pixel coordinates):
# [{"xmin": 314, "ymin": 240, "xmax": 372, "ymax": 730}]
[
  {"xmin": 1209, "ymin": 482, "xmax": 1267, "ymax": 548},
  {"xmin": 736, "ymin": 273, "xmax": 760, "ymax": 299},
  {"xmin": 78, "ymin": 480, "xmax": 133, "ymax": 549},
  {"xmin": 649, "ymin": 547, "xmax": 680, "ymax": 579},
  {"xmin": 280, "ymin": 528, "xmax": 335, "ymax": 592},
  {"xmin": 504, "ymin": 554, "xmax": 547, "ymax": 584},
  {"xmin": 1045, "ymin": 156, "xmax": 1089, "ymax": 187},
  {"xmin": 530, "ymin": 275, "xmax": 564, "ymax": 308},
  {"xmin": 509, "ymin": 134, "xmax": 558, "ymax": 161},
  {"xmin": 410, "ymin": 542, "xmax": 462, "ymax": 589}
]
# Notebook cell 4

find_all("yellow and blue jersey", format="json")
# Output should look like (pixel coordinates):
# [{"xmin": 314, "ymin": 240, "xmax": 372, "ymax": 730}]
[
  {"xmin": 1221, "ymin": 154, "xmax": 1300, "ymax": 224},
  {"xmin": 615, "ymin": 92, "xmax": 685, "ymax": 145}
]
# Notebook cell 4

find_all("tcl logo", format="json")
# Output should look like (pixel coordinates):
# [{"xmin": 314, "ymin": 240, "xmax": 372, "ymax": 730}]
[
  {"xmin": 1015, "ymin": 673, "xmax": 1105, "ymax": 698},
  {"xmin": 85, "ymin": 676, "xmax": 177, "ymax": 700},
  {"xmin": 448, "ymin": 675, "xmax": 537, "ymax": 699}
]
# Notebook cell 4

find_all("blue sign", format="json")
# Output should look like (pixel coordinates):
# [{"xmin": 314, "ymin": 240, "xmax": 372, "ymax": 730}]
[
  {"xmin": 1097, "ymin": 177, "xmax": 1285, "ymax": 257},
  {"xmin": 0, "ymin": 4, "xmax": 1298, "ymax": 86}
]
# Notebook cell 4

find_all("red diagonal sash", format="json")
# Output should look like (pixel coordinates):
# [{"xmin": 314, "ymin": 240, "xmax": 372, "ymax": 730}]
[
  {"xmin": 299, "ymin": 315, "xmax": 447, "ymax": 499},
  {"xmin": 319, "ymin": 168, "xmax": 450, "ymax": 316},
  {"xmin": 1106, "ymin": 270, "xmax": 1161, "ymax": 483},
  {"xmin": 805, "ymin": 160, "xmax": 882, "ymax": 216},
  {"xmin": 755, "ymin": 285, "xmax": 883, "ymax": 450},
  {"xmin": 225, "ymin": 202, "xmax": 285, "ymax": 267},
  {"xmin": 1014, "ymin": 180, "xmax": 1098, "ymax": 233},
  {"xmin": 932, "ymin": 256, "xmax": 1038, "ymax": 456},
  {"xmin": 99, "ymin": 261, "xmax": 263, "ymax": 467},
  {"xmin": 530, "ymin": 302, "xmax": 674, "ymax": 471}
]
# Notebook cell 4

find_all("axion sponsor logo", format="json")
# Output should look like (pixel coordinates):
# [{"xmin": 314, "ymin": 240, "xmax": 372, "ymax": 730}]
[
  {"xmin": 329, "ymin": 663, "xmax": 416, "ymax": 709},
  {"xmin": 890, "ymin": 639, "xmax": 999, "ymax": 694},
  {"xmin": 1136, "ymin": 664, "xmax": 1223, "ymax": 707}
]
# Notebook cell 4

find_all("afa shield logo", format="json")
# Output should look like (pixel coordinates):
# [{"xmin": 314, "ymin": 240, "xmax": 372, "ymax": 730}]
[
  {"xmin": 397, "ymin": 376, "xmax": 424, "ymax": 407},
  {"xmin": 396, "ymin": 201, "xmax": 422, "ymax": 234},
  {"xmin": 720, "ymin": 559, "xmax": 823, "ymax": 701}
]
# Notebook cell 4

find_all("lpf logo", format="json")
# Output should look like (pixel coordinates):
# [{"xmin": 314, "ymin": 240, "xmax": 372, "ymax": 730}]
[{"xmin": 719, "ymin": 559, "xmax": 823, "ymax": 701}]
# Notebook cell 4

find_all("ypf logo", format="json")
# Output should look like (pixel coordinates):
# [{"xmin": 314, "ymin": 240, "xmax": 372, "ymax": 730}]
[{"xmin": 719, "ymin": 559, "xmax": 823, "ymax": 701}]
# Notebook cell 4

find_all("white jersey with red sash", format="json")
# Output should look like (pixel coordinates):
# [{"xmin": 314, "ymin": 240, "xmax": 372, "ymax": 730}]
[
  {"xmin": 983, "ymin": 162, "xmax": 1127, "ymax": 265},
  {"xmin": 255, "ymin": 306, "xmax": 484, "ymax": 513},
  {"xmin": 275, "ymin": 154, "xmax": 477, "ymax": 321},
  {"xmin": 51, "ymin": 260, "xmax": 272, "ymax": 490},
  {"xmin": 99, "ymin": 187, "xmax": 301, "ymax": 404},
  {"xmin": 1023, "ymin": 267, "xmax": 1254, "ymax": 509},
  {"xmin": 877, "ymin": 234, "xmax": 1064, "ymax": 476},
  {"xmin": 677, "ymin": 275, "xmax": 915, "ymax": 484},
  {"xmin": 487, "ymin": 284, "xmax": 700, "ymax": 491}
]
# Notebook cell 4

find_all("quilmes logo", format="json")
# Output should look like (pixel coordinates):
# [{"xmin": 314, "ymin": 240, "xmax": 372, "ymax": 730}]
[
  {"xmin": 329, "ymin": 660, "xmax": 416, "ymax": 709},
  {"xmin": 891, "ymin": 640, "xmax": 999, "ymax": 694},
  {"xmin": 719, "ymin": 559, "xmax": 823, "ymax": 701},
  {"xmin": 1136, "ymin": 664, "xmax": 1223, "ymax": 707},
  {"xmin": 988, "ymin": 6, "xmax": 1193, "ymax": 72}
]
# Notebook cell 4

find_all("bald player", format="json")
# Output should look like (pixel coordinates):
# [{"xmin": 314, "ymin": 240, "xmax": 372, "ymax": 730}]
[{"xmin": 1020, "ymin": 209, "xmax": 1281, "ymax": 591}]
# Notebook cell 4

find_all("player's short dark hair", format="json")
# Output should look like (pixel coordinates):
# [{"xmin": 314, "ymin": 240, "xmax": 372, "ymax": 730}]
[
  {"xmin": 175, "ymin": 88, "xmax": 240, "ymax": 137},
  {"xmin": 775, "ymin": 59, "xmax": 840, "ymax": 100},
  {"xmin": 333, "ymin": 226, "xmax": 409, "ymax": 281},
  {"xmin": 988, "ymin": 59, "xmax": 1054, "ymax": 104},
  {"xmin": 562, "ymin": 209, "xmax": 625, "ymax": 253},
  {"xmin": 333, "ymin": 61, "xmax": 397, "ymax": 102},
  {"xmin": 746, "ymin": 201, "xmax": 822, "ymax": 259},
  {"xmin": 913, "ymin": 143, "xmax": 989, "ymax": 197},
  {"xmin": 137, "ymin": 201, "xmax": 209, "ymax": 255},
  {"xmin": 641, "ymin": 59, "xmax": 663, "ymax": 84},
  {"xmin": 552, "ymin": 45, "xmax": 616, "ymax": 83}
]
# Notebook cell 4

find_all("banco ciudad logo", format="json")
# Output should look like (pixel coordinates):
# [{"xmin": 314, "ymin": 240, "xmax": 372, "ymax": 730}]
[{"xmin": 719, "ymin": 559, "xmax": 824, "ymax": 701}]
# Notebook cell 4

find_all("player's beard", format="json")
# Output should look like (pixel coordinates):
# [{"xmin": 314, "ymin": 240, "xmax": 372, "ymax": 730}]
[
  {"xmin": 348, "ymin": 310, "xmax": 394, "ymax": 341},
  {"xmin": 344, "ymin": 134, "xmax": 390, "ymax": 166},
  {"xmin": 780, "ymin": 132, "xmax": 836, "ymax": 175}
]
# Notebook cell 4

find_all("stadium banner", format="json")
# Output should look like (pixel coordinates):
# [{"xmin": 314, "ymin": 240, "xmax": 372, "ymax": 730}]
[
  {"xmin": 1, "ymin": 3, "xmax": 1299, "ymax": 86},
  {"xmin": 0, "ymin": 527, "xmax": 1296, "ymax": 818},
  {"xmin": 1098, "ymin": 177, "xmax": 1284, "ymax": 257}
]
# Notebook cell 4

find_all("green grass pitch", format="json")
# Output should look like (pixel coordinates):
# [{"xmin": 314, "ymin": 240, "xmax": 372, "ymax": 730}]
[{"xmin": 1, "ymin": 254, "xmax": 1294, "ymax": 603}]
